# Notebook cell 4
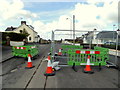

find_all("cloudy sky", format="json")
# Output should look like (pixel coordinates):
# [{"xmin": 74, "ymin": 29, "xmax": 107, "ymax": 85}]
[{"xmin": 0, "ymin": 0, "xmax": 119, "ymax": 40}]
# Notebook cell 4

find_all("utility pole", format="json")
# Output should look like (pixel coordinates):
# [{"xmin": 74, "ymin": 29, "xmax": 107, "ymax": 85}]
[
  {"xmin": 115, "ymin": 29, "xmax": 120, "ymax": 66},
  {"xmin": 113, "ymin": 25, "xmax": 116, "ymax": 42},
  {"xmin": 73, "ymin": 15, "xmax": 75, "ymax": 45}
]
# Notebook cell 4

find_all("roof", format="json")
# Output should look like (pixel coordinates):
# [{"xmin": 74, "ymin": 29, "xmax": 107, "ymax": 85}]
[
  {"xmin": 5, "ymin": 26, "xmax": 17, "ymax": 31},
  {"xmin": 27, "ymin": 25, "xmax": 37, "ymax": 33},
  {"xmin": 65, "ymin": 39, "xmax": 74, "ymax": 41},
  {"xmin": 5, "ymin": 21, "xmax": 37, "ymax": 33},
  {"xmin": 96, "ymin": 31, "xmax": 120, "ymax": 39}
]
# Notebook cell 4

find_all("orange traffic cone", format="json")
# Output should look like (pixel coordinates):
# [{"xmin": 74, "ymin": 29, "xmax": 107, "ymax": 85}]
[
  {"xmin": 58, "ymin": 48, "xmax": 62, "ymax": 56},
  {"xmin": 83, "ymin": 55, "xmax": 94, "ymax": 74},
  {"xmin": 44, "ymin": 56, "xmax": 55, "ymax": 76},
  {"xmin": 25, "ymin": 54, "xmax": 35, "ymax": 69}
]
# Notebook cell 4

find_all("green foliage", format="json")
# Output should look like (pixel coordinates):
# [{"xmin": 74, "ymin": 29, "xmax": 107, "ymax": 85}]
[
  {"xmin": 22, "ymin": 28, "xmax": 29, "ymax": 36},
  {"xmin": 102, "ymin": 44, "xmax": 120, "ymax": 50},
  {"xmin": 2, "ymin": 32, "xmax": 28, "ymax": 41}
]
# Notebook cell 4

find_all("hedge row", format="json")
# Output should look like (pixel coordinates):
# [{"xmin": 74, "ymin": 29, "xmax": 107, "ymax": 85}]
[
  {"xmin": 2, "ymin": 32, "xmax": 28, "ymax": 41},
  {"xmin": 101, "ymin": 45, "xmax": 120, "ymax": 50},
  {"xmin": 81, "ymin": 43, "xmax": 120, "ymax": 50}
]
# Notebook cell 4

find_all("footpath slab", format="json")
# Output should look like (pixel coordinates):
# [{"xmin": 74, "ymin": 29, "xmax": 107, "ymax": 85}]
[
  {"xmin": 2, "ymin": 58, "xmax": 43, "ymax": 88},
  {"xmin": 109, "ymin": 49, "xmax": 120, "ymax": 56},
  {"xmin": 27, "ymin": 60, "xmax": 47, "ymax": 88}
]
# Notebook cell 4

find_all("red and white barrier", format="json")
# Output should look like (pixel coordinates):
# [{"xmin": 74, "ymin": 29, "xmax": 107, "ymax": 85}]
[
  {"xmin": 76, "ymin": 50, "xmax": 100, "ymax": 54},
  {"xmin": 14, "ymin": 47, "xmax": 26, "ymax": 49}
]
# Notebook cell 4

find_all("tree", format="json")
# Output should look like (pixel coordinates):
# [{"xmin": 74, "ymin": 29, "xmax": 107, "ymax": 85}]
[
  {"xmin": 2, "ymin": 32, "xmax": 28, "ymax": 42},
  {"xmin": 22, "ymin": 28, "xmax": 29, "ymax": 36}
]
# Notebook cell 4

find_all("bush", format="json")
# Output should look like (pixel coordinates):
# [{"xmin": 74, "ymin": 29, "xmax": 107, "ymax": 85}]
[
  {"xmin": 101, "ymin": 44, "xmax": 120, "ymax": 50},
  {"xmin": 2, "ymin": 32, "xmax": 28, "ymax": 41}
]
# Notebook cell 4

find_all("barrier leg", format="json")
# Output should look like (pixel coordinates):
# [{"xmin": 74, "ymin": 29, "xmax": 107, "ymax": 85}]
[
  {"xmin": 98, "ymin": 62, "xmax": 101, "ymax": 71},
  {"xmin": 72, "ymin": 63, "xmax": 77, "ymax": 72}
]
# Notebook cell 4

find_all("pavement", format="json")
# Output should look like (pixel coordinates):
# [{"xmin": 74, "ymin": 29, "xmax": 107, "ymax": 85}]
[{"xmin": 109, "ymin": 49, "xmax": 120, "ymax": 56}]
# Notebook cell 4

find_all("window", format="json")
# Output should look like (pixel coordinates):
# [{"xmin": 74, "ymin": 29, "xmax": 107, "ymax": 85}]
[
  {"xmin": 29, "ymin": 37, "xmax": 31, "ymax": 41},
  {"xmin": 20, "ymin": 30, "xmax": 22, "ymax": 33}
]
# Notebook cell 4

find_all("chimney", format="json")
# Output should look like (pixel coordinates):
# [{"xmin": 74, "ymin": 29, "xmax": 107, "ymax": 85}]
[
  {"xmin": 21, "ymin": 21, "xmax": 26, "ymax": 25},
  {"xmin": 11, "ymin": 26, "xmax": 13, "ymax": 29}
]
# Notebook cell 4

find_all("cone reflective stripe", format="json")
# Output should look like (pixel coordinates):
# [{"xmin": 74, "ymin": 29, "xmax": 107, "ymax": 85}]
[
  {"xmin": 83, "ymin": 55, "xmax": 94, "ymax": 74},
  {"xmin": 44, "ymin": 56, "xmax": 55, "ymax": 76},
  {"xmin": 48, "ymin": 56, "xmax": 51, "ymax": 60},
  {"xmin": 58, "ymin": 48, "xmax": 62, "ymax": 55},
  {"xmin": 25, "ymin": 54, "xmax": 34, "ymax": 69}
]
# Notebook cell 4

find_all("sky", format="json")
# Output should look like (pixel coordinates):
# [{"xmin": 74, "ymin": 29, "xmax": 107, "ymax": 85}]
[{"xmin": 0, "ymin": 0, "xmax": 119, "ymax": 40}]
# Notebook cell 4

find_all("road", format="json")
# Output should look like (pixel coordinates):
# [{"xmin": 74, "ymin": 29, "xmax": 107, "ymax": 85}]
[
  {"xmin": 1, "ymin": 46, "xmax": 13, "ymax": 62},
  {"xmin": 2, "ymin": 44, "xmax": 51, "ymax": 88},
  {"xmin": 1, "ymin": 44, "xmax": 119, "ymax": 89}
]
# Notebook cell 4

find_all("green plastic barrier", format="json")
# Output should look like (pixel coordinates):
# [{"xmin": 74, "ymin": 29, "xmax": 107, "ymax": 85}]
[
  {"xmin": 67, "ymin": 49, "xmax": 109, "ymax": 66},
  {"xmin": 61, "ymin": 45, "xmax": 83, "ymax": 55},
  {"xmin": 94, "ymin": 46, "xmax": 109, "ymax": 61},
  {"xmin": 12, "ymin": 45, "xmax": 39, "ymax": 58}
]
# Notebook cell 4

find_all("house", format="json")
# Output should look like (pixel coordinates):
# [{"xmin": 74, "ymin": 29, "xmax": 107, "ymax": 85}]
[
  {"xmin": 39, "ymin": 38, "xmax": 49, "ymax": 44},
  {"xmin": 83, "ymin": 31, "xmax": 97, "ymax": 44},
  {"xmin": 5, "ymin": 21, "xmax": 40, "ymax": 43},
  {"xmin": 96, "ymin": 31, "xmax": 120, "ymax": 44},
  {"xmin": 83, "ymin": 30, "xmax": 120, "ymax": 44},
  {"xmin": 5, "ymin": 26, "xmax": 17, "ymax": 31}
]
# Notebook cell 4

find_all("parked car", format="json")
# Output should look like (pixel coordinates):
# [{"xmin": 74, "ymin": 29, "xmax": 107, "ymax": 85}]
[{"xmin": 104, "ymin": 42, "xmax": 116, "ymax": 45}]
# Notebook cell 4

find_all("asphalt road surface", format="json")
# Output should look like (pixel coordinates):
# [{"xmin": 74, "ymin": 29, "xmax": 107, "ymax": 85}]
[
  {"xmin": 2, "ymin": 44, "xmax": 51, "ymax": 88},
  {"xmin": 1, "ymin": 44, "xmax": 120, "ymax": 89}
]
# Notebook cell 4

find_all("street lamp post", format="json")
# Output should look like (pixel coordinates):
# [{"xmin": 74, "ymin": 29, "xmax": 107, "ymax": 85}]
[
  {"xmin": 115, "ymin": 29, "xmax": 120, "ymax": 66},
  {"xmin": 73, "ymin": 15, "xmax": 75, "ymax": 45},
  {"xmin": 66, "ymin": 18, "xmax": 72, "ymax": 38},
  {"xmin": 66, "ymin": 15, "xmax": 76, "ymax": 45},
  {"xmin": 113, "ymin": 25, "xmax": 116, "ymax": 42},
  {"xmin": 6, "ymin": 36, "xmax": 10, "ymax": 46}
]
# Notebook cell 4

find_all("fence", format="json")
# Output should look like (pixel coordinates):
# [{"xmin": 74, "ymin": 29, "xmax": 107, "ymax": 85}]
[{"xmin": 50, "ymin": 29, "xmax": 119, "ymax": 67}]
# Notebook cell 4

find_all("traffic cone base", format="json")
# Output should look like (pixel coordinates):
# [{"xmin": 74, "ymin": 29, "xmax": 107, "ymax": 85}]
[
  {"xmin": 25, "ymin": 66, "xmax": 35, "ymax": 69},
  {"xmin": 44, "ymin": 66, "xmax": 55, "ymax": 76},
  {"xmin": 84, "ymin": 65, "xmax": 91, "ymax": 71},
  {"xmin": 83, "ymin": 69, "xmax": 94, "ymax": 74},
  {"xmin": 44, "ymin": 72, "xmax": 55, "ymax": 76}
]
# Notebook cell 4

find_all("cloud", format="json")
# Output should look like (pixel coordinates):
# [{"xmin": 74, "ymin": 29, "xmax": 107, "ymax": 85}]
[
  {"xmin": 0, "ymin": 0, "xmax": 37, "ymax": 20},
  {"xmin": 0, "ymin": 0, "xmax": 118, "ymax": 40},
  {"xmin": 70, "ymin": 1, "xmax": 118, "ymax": 30},
  {"xmin": 25, "ymin": 1, "xmax": 118, "ymax": 40}
]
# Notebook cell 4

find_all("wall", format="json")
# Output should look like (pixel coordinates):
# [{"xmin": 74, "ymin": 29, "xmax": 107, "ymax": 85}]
[{"xmin": 13, "ymin": 24, "xmax": 34, "ymax": 42}]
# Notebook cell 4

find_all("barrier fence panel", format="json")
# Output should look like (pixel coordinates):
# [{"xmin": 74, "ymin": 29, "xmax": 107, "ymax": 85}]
[
  {"xmin": 94, "ymin": 46, "xmax": 109, "ymax": 62},
  {"xmin": 67, "ymin": 49, "xmax": 109, "ymax": 66},
  {"xmin": 62, "ymin": 45, "xmax": 83, "ymax": 56},
  {"xmin": 12, "ymin": 45, "xmax": 39, "ymax": 58},
  {"xmin": 50, "ymin": 29, "xmax": 119, "ymax": 67}
]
